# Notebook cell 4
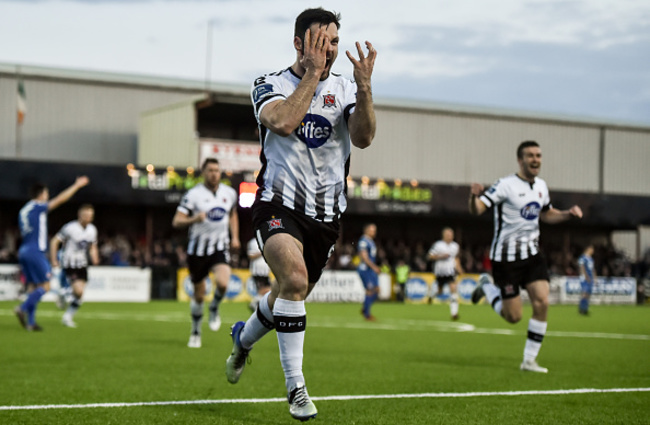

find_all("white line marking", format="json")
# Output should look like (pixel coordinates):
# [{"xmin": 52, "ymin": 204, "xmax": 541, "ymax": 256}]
[
  {"xmin": 2, "ymin": 309, "xmax": 649, "ymax": 340},
  {"xmin": 1, "ymin": 388, "xmax": 648, "ymax": 411}
]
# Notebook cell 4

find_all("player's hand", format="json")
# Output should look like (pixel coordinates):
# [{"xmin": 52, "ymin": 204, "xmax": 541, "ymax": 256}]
[
  {"xmin": 230, "ymin": 237, "xmax": 241, "ymax": 250},
  {"xmin": 195, "ymin": 212, "xmax": 207, "ymax": 223},
  {"xmin": 569, "ymin": 205, "xmax": 583, "ymax": 219},
  {"xmin": 75, "ymin": 176, "xmax": 90, "ymax": 188},
  {"xmin": 299, "ymin": 28, "xmax": 328, "ymax": 75},
  {"xmin": 346, "ymin": 41, "xmax": 377, "ymax": 87},
  {"xmin": 470, "ymin": 183, "xmax": 484, "ymax": 196}
]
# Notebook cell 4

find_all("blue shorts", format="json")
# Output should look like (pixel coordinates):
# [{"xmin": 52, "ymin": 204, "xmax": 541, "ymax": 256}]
[
  {"xmin": 18, "ymin": 248, "xmax": 51, "ymax": 284},
  {"xmin": 358, "ymin": 269, "xmax": 378, "ymax": 291},
  {"xmin": 580, "ymin": 280, "xmax": 593, "ymax": 294}
]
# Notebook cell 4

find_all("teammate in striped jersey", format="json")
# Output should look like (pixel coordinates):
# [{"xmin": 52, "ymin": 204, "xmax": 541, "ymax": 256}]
[
  {"xmin": 50, "ymin": 204, "xmax": 99, "ymax": 328},
  {"xmin": 173, "ymin": 158, "xmax": 240, "ymax": 348},
  {"xmin": 469, "ymin": 140, "xmax": 583, "ymax": 373},
  {"xmin": 225, "ymin": 7, "xmax": 377, "ymax": 421},
  {"xmin": 577, "ymin": 244, "xmax": 596, "ymax": 315},
  {"xmin": 14, "ymin": 176, "xmax": 89, "ymax": 331},
  {"xmin": 427, "ymin": 227, "xmax": 464, "ymax": 320}
]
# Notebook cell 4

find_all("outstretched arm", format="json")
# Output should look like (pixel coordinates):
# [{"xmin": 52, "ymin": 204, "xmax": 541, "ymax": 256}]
[
  {"xmin": 541, "ymin": 205, "xmax": 583, "ymax": 224},
  {"xmin": 347, "ymin": 41, "xmax": 377, "ymax": 149},
  {"xmin": 48, "ymin": 176, "xmax": 89, "ymax": 211}
]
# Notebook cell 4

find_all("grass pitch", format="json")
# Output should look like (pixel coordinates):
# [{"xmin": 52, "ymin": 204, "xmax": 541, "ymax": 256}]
[{"xmin": 1, "ymin": 300, "xmax": 648, "ymax": 424}]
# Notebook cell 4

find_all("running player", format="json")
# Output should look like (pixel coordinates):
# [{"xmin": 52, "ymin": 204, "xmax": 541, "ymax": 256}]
[
  {"xmin": 427, "ymin": 227, "xmax": 464, "ymax": 320},
  {"xmin": 50, "ymin": 204, "xmax": 99, "ymax": 328},
  {"xmin": 15, "ymin": 176, "xmax": 89, "ymax": 331},
  {"xmin": 172, "ymin": 158, "xmax": 240, "ymax": 348},
  {"xmin": 225, "ymin": 7, "xmax": 377, "ymax": 421},
  {"xmin": 469, "ymin": 140, "xmax": 583, "ymax": 373},
  {"xmin": 357, "ymin": 223, "xmax": 381, "ymax": 321}
]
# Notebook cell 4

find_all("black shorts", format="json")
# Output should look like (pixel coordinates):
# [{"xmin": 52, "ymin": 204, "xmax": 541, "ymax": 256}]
[
  {"xmin": 252, "ymin": 200, "xmax": 340, "ymax": 283},
  {"xmin": 187, "ymin": 250, "xmax": 230, "ymax": 284},
  {"xmin": 436, "ymin": 275, "xmax": 456, "ymax": 286},
  {"xmin": 64, "ymin": 267, "xmax": 88, "ymax": 282},
  {"xmin": 491, "ymin": 254, "xmax": 550, "ymax": 300}
]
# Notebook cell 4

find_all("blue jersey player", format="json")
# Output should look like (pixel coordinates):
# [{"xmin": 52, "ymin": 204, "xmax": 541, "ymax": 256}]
[
  {"xmin": 578, "ymin": 244, "xmax": 596, "ymax": 315},
  {"xmin": 15, "ymin": 176, "xmax": 89, "ymax": 331},
  {"xmin": 357, "ymin": 223, "xmax": 381, "ymax": 321}
]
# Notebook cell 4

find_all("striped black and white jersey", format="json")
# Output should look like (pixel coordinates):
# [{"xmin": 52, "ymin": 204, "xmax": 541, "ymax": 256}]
[
  {"xmin": 55, "ymin": 220, "xmax": 98, "ymax": 269},
  {"xmin": 428, "ymin": 240, "xmax": 459, "ymax": 276},
  {"xmin": 251, "ymin": 67, "xmax": 357, "ymax": 222},
  {"xmin": 177, "ymin": 183, "xmax": 238, "ymax": 256},
  {"xmin": 479, "ymin": 174, "xmax": 551, "ymax": 263}
]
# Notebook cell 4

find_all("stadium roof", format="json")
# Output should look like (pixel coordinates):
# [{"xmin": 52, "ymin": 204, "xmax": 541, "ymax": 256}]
[{"xmin": 2, "ymin": 61, "xmax": 649, "ymax": 131}]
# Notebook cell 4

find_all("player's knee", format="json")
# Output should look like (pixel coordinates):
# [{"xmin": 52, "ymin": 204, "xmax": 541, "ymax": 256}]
[{"xmin": 503, "ymin": 310, "xmax": 522, "ymax": 324}]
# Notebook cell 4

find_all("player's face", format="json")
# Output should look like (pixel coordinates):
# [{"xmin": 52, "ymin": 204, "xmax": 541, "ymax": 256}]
[
  {"xmin": 78, "ymin": 208, "xmax": 94, "ymax": 226},
  {"xmin": 443, "ymin": 229, "xmax": 454, "ymax": 242},
  {"xmin": 309, "ymin": 22, "xmax": 339, "ymax": 80},
  {"xmin": 202, "ymin": 163, "xmax": 221, "ymax": 189},
  {"xmin": 518, "ymin": 146, "xmax": 542, "ymax": 179},
  {"xmin": 365, "ymin": 224, "xmax": 377, "ymax": 238}
]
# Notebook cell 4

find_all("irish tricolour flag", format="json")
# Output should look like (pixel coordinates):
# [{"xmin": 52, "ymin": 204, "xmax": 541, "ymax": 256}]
[{"xmin": 17, "ymin": 79, "xmax": 27, "ymax": 125}]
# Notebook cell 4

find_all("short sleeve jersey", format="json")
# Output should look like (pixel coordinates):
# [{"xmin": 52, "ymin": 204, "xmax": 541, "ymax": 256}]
[
  {"xmin": 479, "ymin": 174, "xmax": 551, "ymax": 263},
  {"xmin": 357, "ymin": 235, "xmax": 377, "ymax": 272},
  {"xmin": 428, "ymin": 240, "xmax": 460, "ymax": 276},
  {"xmin": 177, "ymin": 183, "xmax": 238, "ymax": 256},
  {"xmin": 251, "ymin": 68, "xmax": 358, "ymax": 222},
  {"xmin": 18, "ymin": 200, "xmax": 49, "ymax": 253},
  {"xmin": 578, "ymin": 254, "xmax": 595, "ymax": 282},
  {"xmin": 55, "ymin": 220, "xmax": 98, "ymax": 268},
  {"xmin": 247, "ymin": 238, "xmax": 270, "ymax": 277}
]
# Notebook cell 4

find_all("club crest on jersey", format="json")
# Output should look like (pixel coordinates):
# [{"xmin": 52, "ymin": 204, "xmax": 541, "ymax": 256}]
[
  {"xmin": 520, "ymin": 202, "xmax": 541, "ymax": 220},
  {"xmin": 267, "ymin": 218, "xmax": 284, "ymax": 231},
  {"xmin": 207, "ymin": 207, "xmax": 227, "ymax": 221},
  {"xmin": 295, "ymin": 113, "xmax": 332, "ymax": 149},
  {"xmin": 323, "ymin": 93, "xmax": 336, "ymax": 107}
]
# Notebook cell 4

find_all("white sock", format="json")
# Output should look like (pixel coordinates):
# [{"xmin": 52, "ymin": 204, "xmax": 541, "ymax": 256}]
[
  {"xmin": 65, "ymin": 296, "xmax": 82, "ymax": 318},
  {"xmin": 190, "ymin": 300, "xmax": 203, "ymax": 335},
  {"xmin": 450, "ymin": 293, "xmax": 459, "ymax": 316},
  {"xmin": 524, "ymin": 318, "xmax": 547, "ymax": 362},
  {"xmin": 240, "ymin": 292, "xmax": 274, "ymax": 349},
  {"xmin": 274, "ymin": 298, "xmax": 306, "ymax": 392},
  {"xmin": 483, "ymin": 282, "xmax": 503, "ymax": 315}
]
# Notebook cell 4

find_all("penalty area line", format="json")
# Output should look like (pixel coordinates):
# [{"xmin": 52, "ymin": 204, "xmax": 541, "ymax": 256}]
[{"xmin": 2, "ymin": 387, "xmax": 649, "ymax": 411}]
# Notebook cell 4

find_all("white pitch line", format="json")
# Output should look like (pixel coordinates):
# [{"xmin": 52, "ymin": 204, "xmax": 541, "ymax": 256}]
[
  {"xmin": 1, "ymin": 388, "xmax": 649, "ymax": 411},
  {"xmin": 2, "ymin": 309, "xmax": 649, "ymax": 340}
]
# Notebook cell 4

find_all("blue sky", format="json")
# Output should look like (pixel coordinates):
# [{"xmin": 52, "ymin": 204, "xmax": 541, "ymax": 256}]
[{"xmin": 1, "ymin": 0, "xmax": 649, "ymax": 124}]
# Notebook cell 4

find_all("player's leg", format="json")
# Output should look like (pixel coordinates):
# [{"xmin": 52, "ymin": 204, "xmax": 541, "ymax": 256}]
[
  {"xmin": 17, "ymin": 254, "xmax": 51, "ymax": 331},
  {"xmin": 361, "ymin": 273, "xmax": 379, "ymax": 321},
  {"xmin": 520, "ymin": 279, "xmax": 549, "ymax": 373},
  {"xmin": 188, "ymin": 281, "xmax": 206, "ymax": 347},
  {"xmin": 449, "ymin": 280, "xmax": 459, "ymax": 320},
  {"xmin": 62, "ymin": 277, "xmax": 85, "ymax": 328},
  {"xmin": 208, "ymin": 262, "xmax": 231, "ymax": 331},
  {"xmin": 579, "ymin": 280, "xmax": 591, "ymax": 315}
]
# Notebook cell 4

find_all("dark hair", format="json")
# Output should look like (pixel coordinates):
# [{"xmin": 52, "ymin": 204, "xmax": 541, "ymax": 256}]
[
  {"xmin": 79, "ymin": 203, "xmax": 94, "ymax": 212},
  {"xmin": 517, "ymin": 140, "xmax": 540, "ymax": 159},
  {"xmin": 294, "ymin": 8, "xmax": 341, "ymax": 42},
  {"xmin": 201, "ymin": 158, "xmax": 219, "ymax": 171},
  {"xmin": 29, "ymin": 183, "xmax": 47, "ymax": 199}
]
